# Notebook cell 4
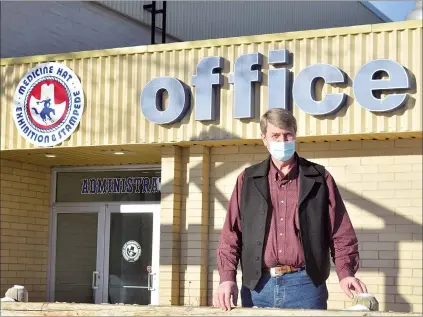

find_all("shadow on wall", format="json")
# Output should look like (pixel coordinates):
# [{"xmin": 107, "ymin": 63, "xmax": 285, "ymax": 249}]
[
  {"xmin": 341, "ymin": 185, "xmax": 421, "ymax": 313},
  {"xmin": 158, "ymin": 132, "xmax": 422, "ymax": 312}
]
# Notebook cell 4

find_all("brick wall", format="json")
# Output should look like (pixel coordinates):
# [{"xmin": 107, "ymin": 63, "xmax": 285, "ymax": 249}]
[
  {"xmin": 0, "ymin": 159, "xmax": 51, "ymax": 302},
  {"xmin": 179, "ymin": 146, "xmax": 210, "ymax": 306},
  {"xmin": 159, "ymin": 147, "xmax": 183, "ymax": 305},
  {"xmin": 1, "ymin": 138, "xmax": 421, "ymax": 311},
  {"xmin": 205, "ymin": 139, "xmax": 422, "ymax": 313}
]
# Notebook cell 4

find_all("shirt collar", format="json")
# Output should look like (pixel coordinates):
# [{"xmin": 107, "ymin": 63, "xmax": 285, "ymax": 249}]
[{"xmin": 269, "ymin": 154, "xmax": 299, "ymax": 183}]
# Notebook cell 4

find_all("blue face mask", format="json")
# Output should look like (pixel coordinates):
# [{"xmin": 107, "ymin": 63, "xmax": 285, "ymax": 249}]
[{"xmin": 269, "ymin": 140, "xmax": 296, "ymax": 162}]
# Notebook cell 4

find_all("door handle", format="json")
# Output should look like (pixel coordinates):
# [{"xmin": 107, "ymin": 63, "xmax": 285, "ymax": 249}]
[
  {"xmin": 147, "ymin": 272, "xmax": 155, "ymax": 291},
  {"xmin": 92, "ymin": 271, "xmax": 100, "ymax": 290}
]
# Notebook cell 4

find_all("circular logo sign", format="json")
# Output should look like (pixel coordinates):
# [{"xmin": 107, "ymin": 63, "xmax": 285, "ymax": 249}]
[
  {"xmin": 13, "ymin": 62, "xmax": 84, "ymax": 147},
  {"xmin": 122, "ymin": 240, "xmax": 142, "ymax": 263}
]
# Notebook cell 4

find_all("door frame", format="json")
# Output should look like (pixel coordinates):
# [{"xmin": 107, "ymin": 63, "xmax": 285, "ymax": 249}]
[
  {"xmin": 103, "ymin": 203, "xmax": 160, "ymax": 305},
  {"xmin": 47, "ymin": 164, "xmax": 161, "ymax": 304}
]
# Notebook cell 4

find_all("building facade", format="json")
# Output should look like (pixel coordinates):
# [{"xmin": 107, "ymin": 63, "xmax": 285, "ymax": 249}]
[{"xmin": 1, "ymin": 18, "xmax": 422, "ymax": 313}]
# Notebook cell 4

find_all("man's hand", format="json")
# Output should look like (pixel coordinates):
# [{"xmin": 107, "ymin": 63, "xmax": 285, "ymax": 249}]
[
  {"xmin": 213, "ymin": 281, "xmax": 238, "ymax": 311},
  {"xmin": 340, "ymin": 276, "xmax": 368, "ymax": 299}
]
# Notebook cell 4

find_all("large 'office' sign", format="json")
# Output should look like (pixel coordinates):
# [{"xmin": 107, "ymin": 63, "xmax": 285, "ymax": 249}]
[{"xmin": 140, "ymin": 49, "xmax": 411, "ymax": 124}]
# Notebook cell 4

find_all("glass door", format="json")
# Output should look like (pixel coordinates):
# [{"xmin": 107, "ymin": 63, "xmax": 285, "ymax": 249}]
[
  {"xmin": 49, "ymin": 205, "xmax": 106, "ymax": 303},
  {"xmin": 103, "ymin": 203, "xmax": 160, "ymax": 305}
]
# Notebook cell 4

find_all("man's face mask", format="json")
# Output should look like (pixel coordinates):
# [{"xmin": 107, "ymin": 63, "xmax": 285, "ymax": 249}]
[
  {"xmin": 262, "ymin": 122, "xmax": 296, "ymax": 162},
  {"xmin": 268, "ymin": 140, "xmax": 296, "ymax": 162}
]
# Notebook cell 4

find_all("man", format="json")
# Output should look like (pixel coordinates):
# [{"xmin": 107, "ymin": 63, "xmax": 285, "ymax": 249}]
[{"xmin": 214, "ymin": 108, "xmax": 367, "ymax": 310}]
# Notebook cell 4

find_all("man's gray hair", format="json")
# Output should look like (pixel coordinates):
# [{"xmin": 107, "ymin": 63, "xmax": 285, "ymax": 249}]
[{"xmin": 260, "ymin": 108, "xmax": 297, "ymax": 135}]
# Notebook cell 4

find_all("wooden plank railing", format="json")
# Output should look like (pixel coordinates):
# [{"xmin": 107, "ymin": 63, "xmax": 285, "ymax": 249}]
[{"xmin": 1, "ymin": 302, "xmax": 421, "ymax": 316}]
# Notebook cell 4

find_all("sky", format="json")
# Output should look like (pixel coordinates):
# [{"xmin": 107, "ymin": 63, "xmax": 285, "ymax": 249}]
[{"xmin": 369, "ymin": 1, "xmax": 417, "ymax": 21}]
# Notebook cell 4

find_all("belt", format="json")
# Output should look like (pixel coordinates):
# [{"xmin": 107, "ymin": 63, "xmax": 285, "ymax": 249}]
[{"xmin": 264, "ymin": 265, "xmax": 304, "ymax": 277}]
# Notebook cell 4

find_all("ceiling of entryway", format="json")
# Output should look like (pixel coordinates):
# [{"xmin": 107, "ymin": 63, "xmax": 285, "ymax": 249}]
[
  {"xmin": 0, "ymin": 144, "xmax": 162, "ymax": 167},
  {"xmin": 1, "ymin": 132, "xmax": 420, "ymax": 167}
]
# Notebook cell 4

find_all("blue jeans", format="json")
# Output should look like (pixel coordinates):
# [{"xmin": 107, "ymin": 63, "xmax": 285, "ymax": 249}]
[{"xmin": 241, "ymin": 269, "xmax": 328, "ymax": 309}]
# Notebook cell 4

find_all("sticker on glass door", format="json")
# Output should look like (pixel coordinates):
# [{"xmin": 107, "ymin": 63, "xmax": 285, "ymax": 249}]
[{"xmin": 122, "ymin": 240, "xmax": 142, "ymax": 263}]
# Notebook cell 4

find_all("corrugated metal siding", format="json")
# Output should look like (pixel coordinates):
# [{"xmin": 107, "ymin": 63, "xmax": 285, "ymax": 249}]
[
  {"xmin": 98, "ymin": 0, "xmax": 152, "ymax": 25},
  {"xmin": 1, "ymin": 21, "xmax": 421, "ymax": 151},
  {"xmin": 0, "ymin": 1, "xmax": 176, "ymax": 59},
  {"xmin": 97, "ymin": 1, "xmax": 384, "ymax": 41}
]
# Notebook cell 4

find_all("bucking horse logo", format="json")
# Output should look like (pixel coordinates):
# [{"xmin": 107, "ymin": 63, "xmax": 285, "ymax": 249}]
[
  {"xmin": 32, "ymin": 98, "xmax": 55, "ymax": 123},
  {"xmin": 126, "ymin": 245, "xmax": 137, "ymax": 258}
]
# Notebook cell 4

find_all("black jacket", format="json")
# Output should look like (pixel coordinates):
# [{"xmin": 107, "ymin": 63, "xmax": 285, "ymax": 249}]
[{"xmin": 239, "ymin": 154, "xmax": 330, "ymax": 290}]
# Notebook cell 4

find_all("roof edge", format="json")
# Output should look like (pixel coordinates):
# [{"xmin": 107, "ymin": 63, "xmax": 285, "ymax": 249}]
[{"xmin": 360, "ymin": 1, "xmax": 393, "ymax": 22}]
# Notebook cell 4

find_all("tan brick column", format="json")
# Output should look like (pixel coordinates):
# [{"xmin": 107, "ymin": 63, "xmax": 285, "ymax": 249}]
[
  {"xmin": 159, "ymin": 146, "xmax": 182, "ymax": 305},
  {"xmin": 181, "ymin": 145, "xmax": 210, "ymax": 306},
  {"xmin": 0, "ymin": 159, "xmax": 50, "ymax": 302}
]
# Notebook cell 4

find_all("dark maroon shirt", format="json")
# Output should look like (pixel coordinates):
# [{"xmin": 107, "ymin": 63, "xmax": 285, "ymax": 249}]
[{"xmin": 217, "ymin": 157, "xmax": 359, "ymax": 283}]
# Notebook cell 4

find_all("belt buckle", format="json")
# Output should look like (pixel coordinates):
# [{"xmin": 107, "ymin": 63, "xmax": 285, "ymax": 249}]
[{"xmin": 270, "ymin": 267, "xmax": 285, "ymax": 277}]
